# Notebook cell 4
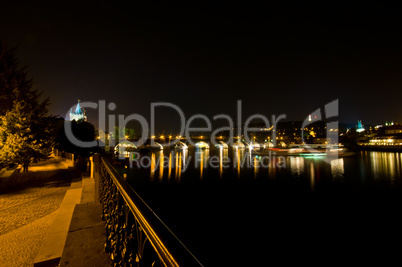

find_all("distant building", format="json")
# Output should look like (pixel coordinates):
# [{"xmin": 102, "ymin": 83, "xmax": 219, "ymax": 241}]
[
  {"xmin": 385, "ymin": 125, "xmax": 402, "ymax": 135},
  {"xmin": 360, "ymin": 121, "xmax": 402, "ymax": 148},
  {"xmin": 69, "ymin": 100, "xmax": 87, "ymax": 121},
  {"xmin": 237, "ymin": 120, "xmax": 336, "ymax": 146},
  {"xmin": 385, "ymin": 121, "xmax": 395, "ymax": 126},
  {"xmin": 367, "ymin": 138, "xmax": 402, "ymax": 146}
]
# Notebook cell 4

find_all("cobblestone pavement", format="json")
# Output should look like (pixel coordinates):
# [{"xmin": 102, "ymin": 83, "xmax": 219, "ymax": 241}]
[
  {"xmin": 0, "ymin": 159, "xmax": 74, "ymax": 266},
  {"xmin": 0, "ymin": 211, "xmax": 58, "ymax": 267}
]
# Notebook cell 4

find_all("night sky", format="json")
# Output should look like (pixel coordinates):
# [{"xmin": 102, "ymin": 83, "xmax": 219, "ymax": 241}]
[{"xmin": 1, "ymin": 1, "xmax": 402, "ymax": 132}]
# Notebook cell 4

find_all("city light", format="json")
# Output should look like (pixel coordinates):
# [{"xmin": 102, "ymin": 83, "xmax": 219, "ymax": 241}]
[{"xmin": 2, "ymin": 3, "xmax": 401, "ymax": 266}]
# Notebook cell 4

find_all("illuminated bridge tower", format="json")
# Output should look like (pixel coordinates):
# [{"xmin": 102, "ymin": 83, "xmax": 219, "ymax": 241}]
[{"xmin": 69, "ymin": 100, "xmax": 87, "ymax": 121}]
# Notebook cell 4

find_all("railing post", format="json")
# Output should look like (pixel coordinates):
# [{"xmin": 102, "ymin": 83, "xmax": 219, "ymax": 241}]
[{"xmin": 93, "ymin": 154, "xmax": 100, "ymax": 202}]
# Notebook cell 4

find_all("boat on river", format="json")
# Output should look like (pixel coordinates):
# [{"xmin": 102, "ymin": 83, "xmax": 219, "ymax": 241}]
[{"xmin": 253, "ymin": 146, "xmax": 355, "ymax": 157}]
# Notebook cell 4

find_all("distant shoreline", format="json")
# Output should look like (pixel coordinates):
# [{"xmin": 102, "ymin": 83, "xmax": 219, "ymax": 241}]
[{"xmin": 358, "ymin": 146, "xmax": 402, "ymax": 152}]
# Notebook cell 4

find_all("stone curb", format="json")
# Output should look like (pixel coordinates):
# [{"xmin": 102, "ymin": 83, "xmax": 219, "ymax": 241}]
[{"xmin": 33, "ymin": 179, "xmax": 82, "ymax": 267}]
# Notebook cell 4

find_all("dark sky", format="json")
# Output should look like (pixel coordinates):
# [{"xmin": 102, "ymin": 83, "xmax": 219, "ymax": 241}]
[{"xmin": 1, "ymin": 1, "xmax": 402, "ymax": 132}]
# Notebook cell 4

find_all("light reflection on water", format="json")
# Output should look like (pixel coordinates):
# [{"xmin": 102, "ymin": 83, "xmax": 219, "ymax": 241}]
[
  {"xmin": 150, "ymin": 153, "xmax": 155, "ymax": 179},
  {"xmin": 310, "ymin": 162, "xmax": 315, "ymax": 191},
  {"xmin": 331, "ymin": 158, "xmax": 344, "ymax": 179},
  {"xmin": 253, "ymin": 155, "xmax": 259, "ymax": 178},
  {"xmin": 159, "ymin": 151, "xmax": 164, "ymax": 180},
  {"xmin": 290, "ymin": 157, "xmax": 304, "ymax": 176},
  {"xmin": 135, "ymin": 148, "xmax": 345, "ymax": 181},
  {"xmin": 119, "ymin": 149, "xmax": 402, "ymax": 266},
  {"xmin": 369, "ymin": 151, "xmax": 402, "ymax": 184},
  {"xmin": 194, "ymin": 149, "xmax": 209, "ymax": 179},
  {"xmin": 168, "ymin": 153, "xmax": 172, "ymax": 179},
  {"xmin": 146, "ymin": 148, "xmax": 343, "ymax": 181},
  {"xmin": 233, "ymin": 148, "xmax": 244, "ymax": 178},
  {"xmin": 123, "ymin": 149, "xmax": 402, "ymax": 188}
]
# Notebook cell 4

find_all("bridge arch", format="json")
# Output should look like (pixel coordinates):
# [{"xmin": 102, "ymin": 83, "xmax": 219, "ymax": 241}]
[
  {"xmin": 262, "ymin": 141, "xmax": 274, "ymax": 149},
  {"xmin": 214, "ymin": 141, "xmax": 228, "ymax": 149},
  {"xmin": 248, "ymin": 141, "xmax": 260, "ymax": 151},
  {"xmin": 115, "ymin": 141, "xmax": 137, "ymax": 157},
  {"xmin": 149, "ymin": 141, "xmax": 163, "ymax": 150},
  {"xmin": 195, "ymin": 141, "xmax": 209, "ymax": 149},
  {"xmin": 233, "ymin": 140, "xmax": 245, "ymax": 148},
  {"xmin": 175, "ymin": 141, "xmax": 188, "ymax": 150}
]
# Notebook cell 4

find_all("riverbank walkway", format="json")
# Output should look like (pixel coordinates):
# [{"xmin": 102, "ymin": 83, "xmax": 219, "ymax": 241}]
[{"xmin": 0, "ymin": 157, "xmax": 110, "ymax": 267}]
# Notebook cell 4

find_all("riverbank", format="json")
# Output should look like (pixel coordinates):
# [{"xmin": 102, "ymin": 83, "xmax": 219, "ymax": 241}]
[
  {"xmin": 0, "ymin": 158, "xmax": 76, "ymax": 266},
  {"xmin": 0, "ymin": 157, "xmax": 110, "ymax": 267},
  {"xmin": 358, "ymin": 145, "xmax": 402, "ymax": 152}
]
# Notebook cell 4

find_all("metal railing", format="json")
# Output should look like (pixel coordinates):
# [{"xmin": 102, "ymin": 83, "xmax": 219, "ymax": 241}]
[{"xmin": 99, "ymin": 157, "xmax": 203, "ymax": 266}]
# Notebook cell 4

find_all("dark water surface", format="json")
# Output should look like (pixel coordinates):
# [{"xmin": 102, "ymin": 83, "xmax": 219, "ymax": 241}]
[{"xmin": 117, "ymin": 149, "xmax": 402, "ymax": 266}]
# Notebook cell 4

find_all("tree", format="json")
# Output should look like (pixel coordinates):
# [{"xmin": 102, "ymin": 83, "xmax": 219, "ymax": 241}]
[
  {"xmin": 112, "ymin": 126, "xmax": 136, "ymax": 144},
  {"xmin": 113, "ymin": 126, "xmax": 121, "ymax": 145},
  {"xmin": 0, "ymin": 42, "xmax": 32, "ymax": 115},
  {"xmin": 340, "ymin": 128, "xmax": 358, "ymax": 150},
  {"xmin": 0, "ymin": 91, "xmax": 53, "ymax": 171},
  {"xmin": 54, "ymin": 118, "xmax": 96, "ymax": 157},
  {"xmin": 0, "ymin": 42, "xmax": 53, "ymax": 171},
  {"xmin": 124, "ymin": 127, "xmax": 136, "ymax": 140}
]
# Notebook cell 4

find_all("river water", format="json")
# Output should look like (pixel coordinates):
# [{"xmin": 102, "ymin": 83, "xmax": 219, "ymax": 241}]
[{"xmin": 117, "ymin": 149, "xmax": 402, "ymax": 266}]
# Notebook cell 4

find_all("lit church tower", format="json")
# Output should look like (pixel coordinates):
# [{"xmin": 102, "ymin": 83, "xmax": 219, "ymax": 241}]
[
  {"xmin": 356, "ymin": 120, "xmax": 365, "ymax": 133},
  {"xmin": 69, "ymin": 100, "xmax": 87, "ymax": 121}
]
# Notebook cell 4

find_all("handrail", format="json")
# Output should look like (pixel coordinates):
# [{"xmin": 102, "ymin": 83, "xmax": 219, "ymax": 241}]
[{"xmin": 99, "ymin": 157, "xmax": 203, "ymax": 266}]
